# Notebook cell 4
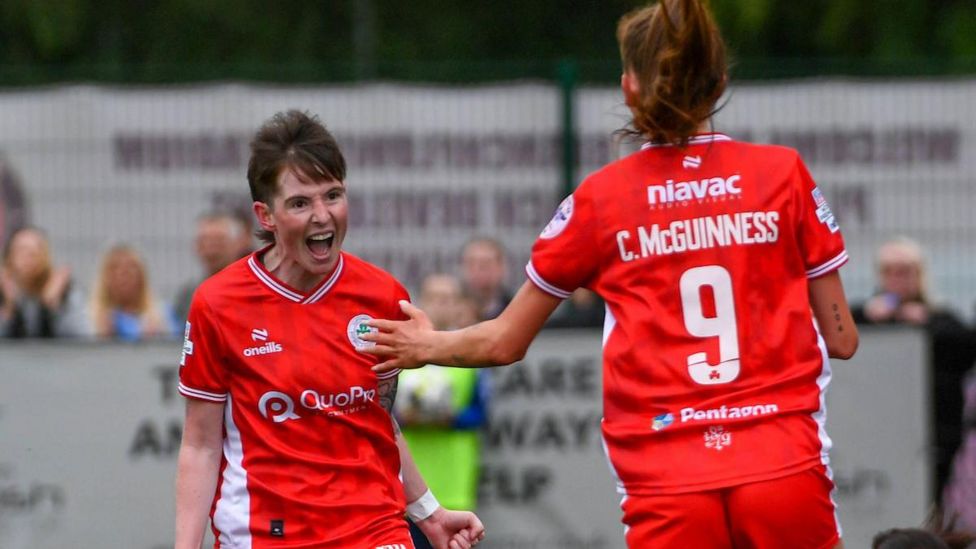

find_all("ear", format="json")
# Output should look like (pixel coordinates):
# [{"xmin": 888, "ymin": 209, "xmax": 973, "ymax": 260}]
[
  {"xmin": 621, "ymin": 70, "xmax": 641, "ymax": 108},
  {"xmin": 253, "ymin": 201, "xmax": 275, "ymax": 234}
]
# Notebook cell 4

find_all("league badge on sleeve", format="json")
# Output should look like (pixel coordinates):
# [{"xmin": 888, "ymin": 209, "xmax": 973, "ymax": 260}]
[
  {"xmin": 180, "ymin": 321, "xmax": 194, "ymax": 367},
  {"xmin": 347, "ymin": 314, "xmax": 377, "ymax": 350},
  {"xmin": 539, "ymin": 195, "xmax": 574, "ymax": 240},
  {"xmin": 812, "ymin": 187, "xmax": 840, "ymax": 233}
]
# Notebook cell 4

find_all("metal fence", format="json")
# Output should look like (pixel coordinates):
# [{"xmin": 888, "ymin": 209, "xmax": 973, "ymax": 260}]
[{"xmin": 0, "ymin": 73, "xmax": 974, "ymax": 321}]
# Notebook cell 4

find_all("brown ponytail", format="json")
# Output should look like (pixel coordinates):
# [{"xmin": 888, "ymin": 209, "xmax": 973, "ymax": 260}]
[{"xmin": 617, "ymin": 0, "xmax": 727, "ymax": 146}]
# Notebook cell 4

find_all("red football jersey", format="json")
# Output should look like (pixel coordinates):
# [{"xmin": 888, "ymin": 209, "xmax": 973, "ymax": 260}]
[
  {"xmin": 178, "ymin": 249, "xmax": 411, "ymax": 548},
  {"xmin": 529, "ymin": 133, "xmax": 848, "ymax": 495}
]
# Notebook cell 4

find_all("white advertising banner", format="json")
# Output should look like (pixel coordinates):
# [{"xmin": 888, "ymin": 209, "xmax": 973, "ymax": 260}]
[
  {"xmin": 0, "ymin": 328, "xmax": 929, "ymax": 548},
  {"xmin": 0, "ymin": 81, "xmax": 973, "ymax": 313}
]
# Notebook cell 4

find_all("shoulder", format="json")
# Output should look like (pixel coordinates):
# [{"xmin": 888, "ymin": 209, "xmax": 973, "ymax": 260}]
[
  {"xmin": 340, "ymin": 253, "xmax": 408, "ymax": 296},
  {"xmin": 731, "ymin": 140, "xmax": 803, "ymax": 171},
  {"xmin": 194, "ymin": 255, "xmax": 252, "ymax": 301}
]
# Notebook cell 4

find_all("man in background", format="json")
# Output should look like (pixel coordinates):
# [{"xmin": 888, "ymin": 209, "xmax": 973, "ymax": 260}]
[
  {"xmin": 459, "ymin": 236, "xmax": 512, "ymax": 321},
  {"xmin": 173, "ymin": 210, "xmax": 251, "ymax": 323}
]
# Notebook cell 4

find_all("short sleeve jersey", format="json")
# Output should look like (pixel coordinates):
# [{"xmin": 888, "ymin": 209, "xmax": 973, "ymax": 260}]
[
  {"xmin": 178, "ymin": 249, "xmax": 410, "ymax": 548},
  {"xmin": 528, "ymin": 134, "xmax": 848, "ymax": 495}
]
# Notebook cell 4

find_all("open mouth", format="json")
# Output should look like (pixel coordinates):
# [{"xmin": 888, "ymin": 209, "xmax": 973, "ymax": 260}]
[{"xmin": 306, "ymin": 232, "xmax": 335, "ymax": 258}]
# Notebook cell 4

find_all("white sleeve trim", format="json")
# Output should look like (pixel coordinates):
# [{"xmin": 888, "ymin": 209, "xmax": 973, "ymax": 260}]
[
  {"xmin": 376, "ymin": 368, "xmax": 401, "ymax": 380},
  {"xmin": 178, "ymin": 382, "xmax": 228, "ymax": 402},
  {"xmin": 525, "ymin": 261, "xmax": 573, "ymax": 299},
  {"xmin": 806, "ymin": 250, "xmax": 849, "ymax": 279}
]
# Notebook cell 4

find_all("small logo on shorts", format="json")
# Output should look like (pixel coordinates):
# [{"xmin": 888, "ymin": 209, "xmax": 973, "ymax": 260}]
[
  {"xmin": 651, "ymin": 413, "xmax": 674, "ymax": 431},
  {"xmin": 348, "ymin": 314, "xmax": 376, "ymax": 350},
  {"xmin": 270, "ymin": 519, "xmax": 285, "ymax": 537},
  {"xmin": 704, "ymin": 426, "xmax": 732, "ymax": 451}
]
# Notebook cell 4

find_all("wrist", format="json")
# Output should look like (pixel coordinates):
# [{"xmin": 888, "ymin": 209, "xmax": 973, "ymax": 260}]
[{"xmin": 406, "ymin": 488, "xmax": 440, "ymax": 522}]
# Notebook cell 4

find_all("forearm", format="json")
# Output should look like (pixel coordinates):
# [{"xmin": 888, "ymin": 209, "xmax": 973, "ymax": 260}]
[
  {"xmin": 175, "ymin": 444, "xmax": 221, "ymax": 549},
  {"xmin": 396, "ymin": 428, "xmax": 431, "ymax": 503},
  {"xmin": 422, "ymin": 318, "xmax": 519, "ymax": 368}
]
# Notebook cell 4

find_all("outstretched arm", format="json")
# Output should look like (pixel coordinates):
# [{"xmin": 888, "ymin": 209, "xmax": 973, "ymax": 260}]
[
  {"xmin": 377, "ymin": 377, "xmax": 485, "ymax": 549},
  {"xmin": 366, "ymin": 281, "xmax": 562, "ymax": 374}
]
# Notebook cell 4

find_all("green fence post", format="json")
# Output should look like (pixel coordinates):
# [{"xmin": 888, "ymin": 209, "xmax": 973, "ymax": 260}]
[{"xmin": 557, "ymin": 59, "xmax": 579, "ymax": 200}]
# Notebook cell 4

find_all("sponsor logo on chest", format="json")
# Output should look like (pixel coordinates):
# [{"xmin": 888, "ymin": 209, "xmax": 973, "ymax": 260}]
[{"xmin": 243, "ymin": 327, "xmax": 284, "ymax": 357}]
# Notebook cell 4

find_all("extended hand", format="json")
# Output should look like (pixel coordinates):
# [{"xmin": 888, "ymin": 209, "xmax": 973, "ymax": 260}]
[
  {"xmin": 362, "ymin": 300, "xmax": 435, "ymax": 374},
  {"xmin": 415, "ymin": 508, "xmax": 485, "ymax": 549}
]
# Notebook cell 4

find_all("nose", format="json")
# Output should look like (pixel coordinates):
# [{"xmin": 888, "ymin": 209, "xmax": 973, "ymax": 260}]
[{"xmin": 310, "ymin": 197, "xmax": 331, "ymax": 224}]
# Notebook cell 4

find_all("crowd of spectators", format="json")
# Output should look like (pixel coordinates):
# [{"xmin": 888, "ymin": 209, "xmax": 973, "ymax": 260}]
[{"xmin": 3, "ymin": 215, "xmax": 976, "ymax": 541}]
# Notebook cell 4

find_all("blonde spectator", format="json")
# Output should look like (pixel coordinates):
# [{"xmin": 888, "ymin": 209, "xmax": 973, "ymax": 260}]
[
  {"xmin": 90, "ymin": 244, "xmax": 176, "ymax": 341},
  {"xmin": 855, "ymin": 237, "xmax": 941, "ymax": 325},
  {"xmin": 853, "ymin": 236, "xmax": 974, "ymax": 502},
  {"xmin": 0, "ymin": 226, "xmax": 89, "ymax": 338}
]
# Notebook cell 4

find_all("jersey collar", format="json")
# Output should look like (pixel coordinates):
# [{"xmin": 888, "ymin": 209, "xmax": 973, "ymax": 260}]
[
  {"xmin": 247, "ymin": 245, "xmax": 345, "ymax": 304},
  {"xmin": 640, "ymin": 133, "xmax": 732, "ymax": 150}
]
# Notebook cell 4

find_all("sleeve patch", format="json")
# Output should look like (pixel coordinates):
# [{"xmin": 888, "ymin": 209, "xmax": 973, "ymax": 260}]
[
  {"xmin": 539, "ymin": 195, "xmax": 574, "ymax": 240},
  {"xmin": 812, "ymin": 187, "xmax": 839, "ymax": 233}
]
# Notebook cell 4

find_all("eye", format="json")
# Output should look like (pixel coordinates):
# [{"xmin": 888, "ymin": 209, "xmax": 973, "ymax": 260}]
[
  {"xmin": 327, "ymin": 189, "xmax": 344, "ymax": 201},
  {"xmin": 290, "ymin": 198, "xmax": 308, "ymax": 209}
]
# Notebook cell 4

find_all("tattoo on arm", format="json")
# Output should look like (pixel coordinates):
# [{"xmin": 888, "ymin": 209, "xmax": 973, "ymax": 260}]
[
  {"xmin": 377, "ymin": 376, "xmax": 398, "ymax": 414},
  {"xmin": 377, "ymin": 377, "xmax": 402, "ymax": 435},
  {"xmin": 832, "ymin": 303, "xmax": 844, "ymax": 331}
]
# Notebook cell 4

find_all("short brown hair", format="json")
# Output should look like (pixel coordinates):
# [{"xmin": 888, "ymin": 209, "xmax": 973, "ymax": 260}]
[
  {"xmin": 246, "ymin": 110, "xmax": 347, "ymax": 243},
  {"xmin": 617, "ymin": 0, "xmax": 727, "ymax": 146}
]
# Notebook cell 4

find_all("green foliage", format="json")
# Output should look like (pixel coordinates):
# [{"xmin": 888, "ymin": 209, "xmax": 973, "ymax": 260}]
[{"xmin": 0, "ymin": 0, "xmax": 973, "ymax": 84}]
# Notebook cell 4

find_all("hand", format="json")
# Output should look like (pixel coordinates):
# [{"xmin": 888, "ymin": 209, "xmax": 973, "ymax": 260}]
[
  {"xmin": 415, "ymin": 507, "xmax": 485, "ymax": 549},
  {"xmin": 862, "ymin": 294, "xmax": 897, "ymax": 323},
  {"xmin": 895, "ymin": 301, "xmax": 929, "ymax": 325},
  {"xmin": 362, "ymin": 300, "xmax": 436, "ymax": 374},
  {"xmin": 41, "ymin": 266, "xmax": 72, "ymax": 310}
]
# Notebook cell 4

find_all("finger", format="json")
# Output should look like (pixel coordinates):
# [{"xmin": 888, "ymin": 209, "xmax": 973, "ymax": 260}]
[
  {"xmin": 450, "ymin": 535, "xmax": 471, "ymax": 549},
  {"xmin": 370, "ymin": 360, "xmax": 402, "ymax": 374},
  {"xmin": 358, "ymin": 344, "xmax": 397, "ymax": 357},
  {"xmin": 366, "ymin": 318, "xmax": 402, "ymax": 332},
  {"xmin": 358, "ymin": 331, "xmax": 395, "ymax": 345},
  {"xmin": 468, "ymin": 517, "xmax": 485, "ymax": 538},
  {"xmin": 399, "ymin": 300, "xmax": 430, "ymax": 322}
]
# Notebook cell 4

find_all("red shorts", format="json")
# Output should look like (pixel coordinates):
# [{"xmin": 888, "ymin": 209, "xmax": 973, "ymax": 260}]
[{"xmin": 620, "ymin": 465, "xmax": 841, "ymax": 549}]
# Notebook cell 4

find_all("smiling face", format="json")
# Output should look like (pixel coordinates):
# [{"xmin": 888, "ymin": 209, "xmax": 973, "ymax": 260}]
[{"xmin": 254, "ymin": 168, "xmax": 348, "ymax": 290}]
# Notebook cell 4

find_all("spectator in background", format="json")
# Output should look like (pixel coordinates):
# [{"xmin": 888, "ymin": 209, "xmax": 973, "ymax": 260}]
[
  {"xmin": 873, "ymin": 522, "xmax": 976, "ymax": 549},
  {"xmin": 0, "ymin": 226, "xmax": 89, "ymax": 338},
  {"xmin": 173, "ymin": 210, "xmax": 251, "ymax": 323},
  {"xmin": 852, "ymin": 236, "xmax": 976, "ymax": 498},
  {"xmin": 90, "ymin": 243, "xmax": 177, "ymax": 341},
  {"xmin": 872, "ymin": 528, "xmax": 950, "ymax": 549},
  {"xmin": 852, "ymin": 237, "xmax": 966, "ymax": 333},
  {"xmin": 460, "ymin": 236, "xmax": 512, "ymax": 321},
  {"xmin": 943, "ymin": 367, "xmax": 976, "ymax": 535},
  {"xmin": 397, "ymin": 273, "xmax": 490, "ymax": 549}
]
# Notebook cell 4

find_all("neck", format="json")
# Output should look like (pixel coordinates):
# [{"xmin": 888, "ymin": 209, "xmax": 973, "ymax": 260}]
[{"xmin": 262, "ymin": 245, "xmax": 328, "ymax": 292}]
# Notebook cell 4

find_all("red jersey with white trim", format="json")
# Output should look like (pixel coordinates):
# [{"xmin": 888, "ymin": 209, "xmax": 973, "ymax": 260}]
[
  {"xmin": 178, "ymin": 248, "xmax": 410, "ymax": 548},
  {"xmin": 529, "ymin": 134, "xmax": 848, "ymax": 495}
]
